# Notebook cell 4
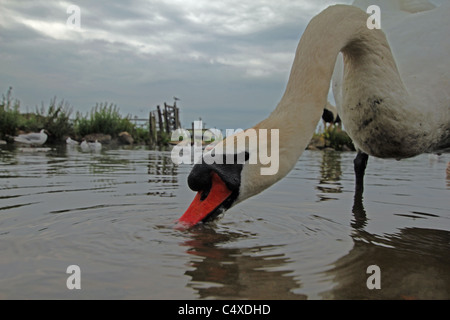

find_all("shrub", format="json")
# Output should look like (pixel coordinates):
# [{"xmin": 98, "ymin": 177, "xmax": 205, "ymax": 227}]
[
  {"xmin": 133, "ymin": 126, "xmax": 150, "ymax": 145},
  {"xmin": 75, "ymin": 103, "xmax": 135, "ymax": 138},
  {"xmin": 322, "ymin": 125, "xmax": 355, "ymax": 151},
  {"xmin": 19, "ymin": 97, "xmax": 74, "ymax": 144},
  {"xmin": 0, "ymin": 87, "xmax": 22, "ymax": 139}
]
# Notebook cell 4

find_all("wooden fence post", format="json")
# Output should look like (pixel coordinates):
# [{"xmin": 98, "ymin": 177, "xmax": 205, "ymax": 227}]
[
  {"xmin": 149, "ymin": 112, "xmax": 157, "ymax": 146},
  {"xmin": 148, "ymin": 102, "xmax": 183, "ymax": 146},
  {"xmin": 156, "ymin": 105, "xmax": 164, "ymax": 144},
  {"xmin": 164, "ymin": 103, "xmax": 170, "ymax": 134},
  {"xmin": 149, "ymin": 111, "xmax": 153, "ymax": 146},
  {"xmin": 174, "ymin": 106, "xmax": 180, "ymax": 129}
]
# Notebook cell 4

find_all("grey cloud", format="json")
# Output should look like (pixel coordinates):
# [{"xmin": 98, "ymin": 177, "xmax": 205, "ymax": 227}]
[{"xmin": 0, "ymin": 0, "xmax": 351, "ymax": 129}]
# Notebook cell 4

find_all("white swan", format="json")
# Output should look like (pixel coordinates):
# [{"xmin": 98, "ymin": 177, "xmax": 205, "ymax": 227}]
[
  {"xmin": 178, "ymin": 3, "xmax": 450, "ymax": 227},
  {"xmin": 14, "ymin": 129, "xmax": 48, "ymax": 146},
  {"xmin": 332, "ymin": 0, "xmax": 439, "ymax": 130}
]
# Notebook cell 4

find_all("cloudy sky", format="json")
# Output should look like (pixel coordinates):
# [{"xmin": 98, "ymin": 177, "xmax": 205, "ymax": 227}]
[
  {"xmin": 2, "ymin": 0, "xmax": 442, "ymax": 130},
  {"xmin": 1, "ymin": 0, "xmax": 356, "ymax": 130}
]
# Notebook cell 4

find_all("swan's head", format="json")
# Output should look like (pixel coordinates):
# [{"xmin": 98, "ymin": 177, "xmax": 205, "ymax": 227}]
[{"xmin": 177, "ymin": 127, "xmax": 289, "ymax": 228}]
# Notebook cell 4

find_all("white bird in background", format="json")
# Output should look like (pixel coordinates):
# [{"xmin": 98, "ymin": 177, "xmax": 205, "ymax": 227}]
[
  {"xmin": 66, "ymin": 137, "xmax": 79, "ymax": 145},
  {"xmin": 90, "ymin": 140, "xmax": 102, "ymax": 152},
  {"xmin": 178, "ymin": 1, "xmax": 450, "ymax": 228},
  {"xmin": 80, "ymin": 139, "xmax": 102, "ymax": 152},
  {"xmin": 80, "ymin": 140, "xmax": 89, "ymax": 151},
  {"xmin": 14, "ymin": 129, "xmax": 48, "ymax": 146}
]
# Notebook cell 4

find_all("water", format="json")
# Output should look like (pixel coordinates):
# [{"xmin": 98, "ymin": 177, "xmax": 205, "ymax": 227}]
[{"xmin": 0, "ymin": 145, "xmax": 449, "ymax": 299}]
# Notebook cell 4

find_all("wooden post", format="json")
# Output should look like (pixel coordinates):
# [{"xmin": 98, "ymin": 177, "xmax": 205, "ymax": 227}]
[
  {"xmin": 164, "ymin": 103, "xmax": 170, "ymax": 134},
  {"xmin": 149, "ymin": 112, "xmax": 157, "ymax": 146},
  {"xmin": 191, "ymin": 122, "xmax": 195, "ymax": 145},
  {"xmin": 174, "ymin": 106, "xmax": 180, "ymax": 129},
  {"xmin": 152, "ymin": 114, "xmax": 157, "ymax": 145},
  {"xmin": 157, "ymin": 105, "xmax": 163, "ymax": 144},
  {"xmin": 149, "ymin": 111, "xmax": 154, "ymax": 146}
]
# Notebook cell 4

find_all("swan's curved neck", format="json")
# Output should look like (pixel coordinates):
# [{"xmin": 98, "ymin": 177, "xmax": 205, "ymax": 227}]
[{"xmin": 258, "ymin": 5, "xmax": 408, "ymax": 163}]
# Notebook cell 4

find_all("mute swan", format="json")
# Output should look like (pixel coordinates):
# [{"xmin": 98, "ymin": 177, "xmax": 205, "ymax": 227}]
[
  {"xmin": 178, "ymin": 3, "xmax": 450, "ymax": 227},
  {"xmin": 332, "ymin": 0, "xmax": 444, "ymax": 188},
  {"xmin": 14, "ymin": 129, "xmax": 48, "ymax": 146}
]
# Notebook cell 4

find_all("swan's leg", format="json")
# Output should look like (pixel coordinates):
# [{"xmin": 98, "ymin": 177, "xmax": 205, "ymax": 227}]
[{"xmin": 354, "ymin": 151, "xmax": 369, "ymax": 195}]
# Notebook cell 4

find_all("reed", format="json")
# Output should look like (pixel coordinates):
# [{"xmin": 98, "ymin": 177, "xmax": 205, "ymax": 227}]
[
  {"xmin": 74, "ymin": 103, "xmax": 135, "ymax": 138},
  {"xmin": 20, "ymin": 97, "xmax": 74, "ymax": 144},
  {"xmin": 0, "ymin": 87, "xmax": 22, "ymax": 140}
]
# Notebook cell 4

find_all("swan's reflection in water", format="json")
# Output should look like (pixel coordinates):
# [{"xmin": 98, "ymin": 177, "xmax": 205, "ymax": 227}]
[
  {"xmin": 181, "ymin": 151, "xmax": 450, "ymax": 299},
  {"xmin": 324, "ymin": 225, "xmax": 450, "ymax": 299},
  {"xmin": 181, "ymin": 207, "xmax": 450, "ymax": 299},
  {"xmin": 181, "ymin": 226, "xmax": 306, "ymax": 299}
]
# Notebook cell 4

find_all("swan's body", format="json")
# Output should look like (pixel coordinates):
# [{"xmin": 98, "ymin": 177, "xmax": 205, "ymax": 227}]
[
  {"xmin": 178, "ymin": 3, "xmax": 450, "ymax": 228},
  {"xmin": 14, "ymin": 129, "xmax": 48, "ymax": 146},
  {"xmin": 332, "ymin": 0, "xmax": 450, "ymax": 158}
]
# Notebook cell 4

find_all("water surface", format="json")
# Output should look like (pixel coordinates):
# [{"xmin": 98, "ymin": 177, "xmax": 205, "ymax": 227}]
[{"xmin": 0, "ymin": 145, "xmax": 449, "ymax": 299}]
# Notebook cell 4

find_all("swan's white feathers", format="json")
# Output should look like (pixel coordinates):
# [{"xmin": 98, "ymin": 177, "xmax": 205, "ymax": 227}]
[
  {"xmin": 332, "ymin": 1, "xmax": 450, "ymax": 157},
  {"xmin": 205, "ymin": 2, "xmax": 449, "ymax": 207}
]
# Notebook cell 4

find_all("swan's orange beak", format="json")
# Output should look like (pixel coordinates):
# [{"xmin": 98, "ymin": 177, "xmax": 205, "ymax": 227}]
[{"xmin": 177, "ymin": 172, "xmax": 233, "ymax": 228}]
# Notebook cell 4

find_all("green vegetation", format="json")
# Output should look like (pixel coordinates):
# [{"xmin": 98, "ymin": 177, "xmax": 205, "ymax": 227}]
[
  {"xmin": 20, "ymin": 98, "xmax": 74, "ymax": 144},
  {"xmin": 132, "ymin": 126, "xmax": 152, "ymax": 145},
  {"xmin": 0, "ymin": 87, "xmax": 22, "ymax": 140},
  {"xmin": 322, "ymin": 125, "xmax": 355, "ymax": 151},
  {"xmin": 74, "ymin": 103, "xmax": 135, "ymax": 139},
  {"xmin": 309, "ymin": 124, "xmax": 355, "ymax": 151},
  {"xmin": 0, "ymin": 88, "xmax": 152, "ymax": 145}
]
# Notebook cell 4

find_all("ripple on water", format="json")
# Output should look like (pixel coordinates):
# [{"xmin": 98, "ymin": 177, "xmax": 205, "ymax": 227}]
[{"xmin": 0, "ymin": 147, "xmax": 449, "ymax": 299}]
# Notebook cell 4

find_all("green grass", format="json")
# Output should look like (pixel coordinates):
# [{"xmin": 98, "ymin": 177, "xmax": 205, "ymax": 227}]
[
  {"xmin": 74, "ymin": 102, "xmax": 136, "ymax": 139},
  {"xmin": 0, "ymin": 87, "xmax": 22, "ymax": 140},
  {"xmin": 1, "ymin": 88, "xmax": 75, "ymax": 143},
  {"xmin": 132, "ymin": 126, "xmax": 151, "ymax": 145},
  {"xmin": 310, "ymin": 124, "xmax": 355, "ymax": 151},
  {"xmin": 20, "ymin": 97, "xmax": 74, "ymax": 144}
]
